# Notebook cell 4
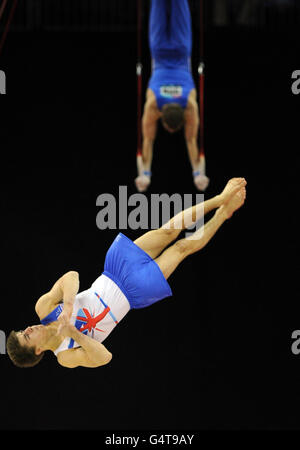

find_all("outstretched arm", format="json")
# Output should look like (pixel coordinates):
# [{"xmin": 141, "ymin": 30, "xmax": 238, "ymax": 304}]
[
  {"xmin": 135, "ymin": 90, "xmax": 160, "ymax": 192},
  {"xmin": 184, "ymin": 97, "xmax": 209, "ymax": 191}
]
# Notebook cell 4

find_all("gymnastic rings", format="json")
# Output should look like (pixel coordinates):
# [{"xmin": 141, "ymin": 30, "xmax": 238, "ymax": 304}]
[{"xmin": 0, "ymin": 0, "xmax": 19, "ymax": 58}]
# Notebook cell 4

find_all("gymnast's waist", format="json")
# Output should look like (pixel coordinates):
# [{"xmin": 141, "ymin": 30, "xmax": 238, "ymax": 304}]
[
  {"xmin": 148, "ymin": 68, "xmax": 195, "ymax": 94},
  {"xmin": 152, "ymin": 59, "xmax": 191, "ymax": 73}
]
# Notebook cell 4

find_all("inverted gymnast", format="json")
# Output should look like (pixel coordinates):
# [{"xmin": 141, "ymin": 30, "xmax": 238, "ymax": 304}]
[
  {"xmin": 135, "ymin": 0, "xmax": 209, "ymax": 193},
  {"xmin": 7, "ymin": 178, "xmax": 246, "ymax": 368}
]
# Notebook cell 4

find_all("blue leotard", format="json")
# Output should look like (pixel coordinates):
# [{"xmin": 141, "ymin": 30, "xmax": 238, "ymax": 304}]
[{"xmin": 148, "ymin": 0, "xmax": 195, "ymax": 110}]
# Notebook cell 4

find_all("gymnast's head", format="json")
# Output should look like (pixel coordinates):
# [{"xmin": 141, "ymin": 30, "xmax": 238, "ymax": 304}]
[
  {"xmin": 161, "ymin": 103, "xmax": 184, "ymax": 133},
  {"xmin": 6, "ymin": 325, "xmax": 45, "ymax": 368}
]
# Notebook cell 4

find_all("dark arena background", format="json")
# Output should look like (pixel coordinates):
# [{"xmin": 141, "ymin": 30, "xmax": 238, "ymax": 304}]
[{"xmin": 0, "ymin": 0, "xmax": 299, "ymax": 435}]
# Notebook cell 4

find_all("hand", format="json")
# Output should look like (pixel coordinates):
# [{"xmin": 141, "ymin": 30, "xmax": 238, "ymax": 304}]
[
  {"xmin": 63, "ymin": 300, "xmax": 73, "ymax": 319},
  {"xmin": 135, "ymin": 174, "xmax": 151, "ymax": 192},
  {"xmin": 56, "ymin": 307, "xmax": 72, "ymax": 337},
  {"xmin": 56, "ymin": 317, "xmax": 74, "ymax": 338},
  {"xmin": 193, "ymin": 174, "xmax": 210, "ymax": 191},
  {"xmin": 59, "ymin": 305, "xmax": 72, "ymax": 323}
]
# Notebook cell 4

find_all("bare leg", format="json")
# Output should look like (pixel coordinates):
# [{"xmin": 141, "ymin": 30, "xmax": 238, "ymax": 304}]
[
  {"xmin": 134, "ymin": 177, "xmax": 246, "ymax": 259},
  {"xmin": 154, "ymin": 186, "xmax": 246, "ymax": 279}
]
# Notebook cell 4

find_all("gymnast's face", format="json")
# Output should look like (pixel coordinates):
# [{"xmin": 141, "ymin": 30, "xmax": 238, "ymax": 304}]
[{"xmin": 17, "ymin": 325, "xmax": 46, "ymax": 353}]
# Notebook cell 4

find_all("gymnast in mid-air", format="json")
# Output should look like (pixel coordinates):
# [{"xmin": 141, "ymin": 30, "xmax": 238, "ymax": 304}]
[
  {"xmin": 135, "ymin": 0, "xmax": 209, "ymax": 193},
  {"xmin": 7, "ymin": 178, "xmax": 246, "ymax": 369}
]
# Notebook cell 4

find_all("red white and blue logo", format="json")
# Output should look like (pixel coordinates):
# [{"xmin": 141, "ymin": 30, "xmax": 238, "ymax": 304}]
[{"xmin": 68, "ymin": 293, "xmax": 118, "ymax": 349}]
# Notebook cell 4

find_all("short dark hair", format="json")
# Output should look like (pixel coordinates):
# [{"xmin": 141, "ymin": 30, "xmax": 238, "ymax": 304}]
[
  {"xmin": 161, "ymin": 103, "xmax": 184, "ymax": 131},
  {"xmin": 6, "ymin": 331, "xmax": 44, "ymax": 368}
]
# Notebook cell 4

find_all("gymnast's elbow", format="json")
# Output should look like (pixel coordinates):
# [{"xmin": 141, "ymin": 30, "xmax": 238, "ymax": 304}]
[
  {"xmin": 101, "ymin": 352, "xmax": 113, "ymax": 366},
  {"xmin": 85, "ymin": 345, "xmax": 113, "ymax": 367},
  {"xmin": 86, "ymin": 350, "xmax": 113, "ymax": 368}
]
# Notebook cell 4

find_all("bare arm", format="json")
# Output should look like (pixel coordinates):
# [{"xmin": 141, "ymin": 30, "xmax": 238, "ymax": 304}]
[
  {"xmin": 140, "ymin": 96, "xmax": 159, "ymax": 172},
  {"xmin": 184, "ymin": 97, "xmax": 209, "ymax": 191},
  {"xmin": 57, "ymin": 324, "xmax": 112, "ymax": 368},
  {"xmin": 186, "ymin": 136, "xmax": 207, "ymax": 180},
  {"xmin": 135, "ymin": 91, "xmax": 160, "ymax": 192},
  {"xmin": 184, "ymin": 98, "xmax": 200, "ymax": 170},
  {"xmin": 35, "ymin": 271, "xmax": 79, "ymax": 320}
]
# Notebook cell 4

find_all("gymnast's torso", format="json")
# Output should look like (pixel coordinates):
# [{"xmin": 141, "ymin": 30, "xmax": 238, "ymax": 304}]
[
  {"xmin": 148, "ymin": 57, "xmax": 196, "ymax": 110},
  {"xmin": 40, "ymin": 274, "xmax": 130, "ymax": 356}
]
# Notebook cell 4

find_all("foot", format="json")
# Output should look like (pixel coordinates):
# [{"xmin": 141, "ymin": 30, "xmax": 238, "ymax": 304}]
[
  {"xmin": 194, "ymin": 174, "xmax": 210, "ymax": 191},
  {"xmin": 219, "ymin": 177, "xmax": 247, "ymax": 205},
  {"xmin": 218, "ymin": 186, "xmax": 247, "ymax": 219},
  {"xmin": 135, "ymin": 174, "xmax": 151, "ymax": 192}
]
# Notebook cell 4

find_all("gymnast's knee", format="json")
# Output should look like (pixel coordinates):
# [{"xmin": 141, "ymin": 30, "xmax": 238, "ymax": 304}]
[
  {"xmin": 160, "ymin": 226, "xmax": 175, "ymax": 235},
  {"xmin": 160, "ymin": 225, "xmax": 179, "ymax": 241},
  {"xmin": 173, "ymin": 238, "xmax": 190, "ymax": 256}
]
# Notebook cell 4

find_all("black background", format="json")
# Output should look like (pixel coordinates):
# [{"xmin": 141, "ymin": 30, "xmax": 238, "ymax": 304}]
[{"xmin": 0, "ymin": 3, "xmax": 300, "ymax": 432}]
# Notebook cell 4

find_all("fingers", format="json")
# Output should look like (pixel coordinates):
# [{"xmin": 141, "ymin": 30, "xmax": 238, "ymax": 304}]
[
  {"xmin": 56, "ymin": 313, "xmax": 69, "ymax": 336},
  {"xmin": 194, "ymin": 175, "xmax": 210, "ymax": 191},
  {"xmin": 135, "ymin": 175, "xmax": 151, "ymax": 192}
]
